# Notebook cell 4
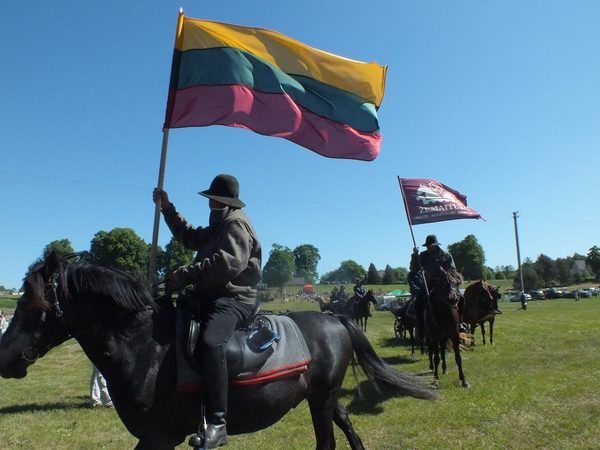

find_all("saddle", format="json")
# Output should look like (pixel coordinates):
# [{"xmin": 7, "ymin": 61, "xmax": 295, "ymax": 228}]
[
  {"xmin": 184, "ymin": 302, "xmax": 281, "ymax": 378},
  {"xmin": 175, "ymin": 302, "xmax": 311, "ymax": 392}
]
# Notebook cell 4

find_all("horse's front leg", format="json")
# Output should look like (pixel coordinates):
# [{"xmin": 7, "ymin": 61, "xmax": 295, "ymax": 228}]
[
  {"xmin": 440, "ymin": 338, "xmax": 448, "ymax": 375},
  {"xmin": 480, "ymin": 322, "xmax": 487, "ymax": 345},
  {"xmin": 488, "ymin": 319, "xmax": 494, "ymax": 345},
  {"xmin": 452, "ymin": 337, "xmax": 470, "ymax": 388}
]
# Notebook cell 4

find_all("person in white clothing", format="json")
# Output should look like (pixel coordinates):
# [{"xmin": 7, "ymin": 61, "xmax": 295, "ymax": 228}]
[
  {"xmin": 0, "ymin": 312, "xmax": 9, "ymax": 341},
  {"xmin": 90, "ymin": 365, "xmax": 113, "ymax": 409}
]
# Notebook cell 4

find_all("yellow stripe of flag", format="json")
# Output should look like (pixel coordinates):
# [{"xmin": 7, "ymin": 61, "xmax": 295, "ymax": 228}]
[{"xmin": 174, "ymin": 14, "xmax": 387, "ymax": 107}]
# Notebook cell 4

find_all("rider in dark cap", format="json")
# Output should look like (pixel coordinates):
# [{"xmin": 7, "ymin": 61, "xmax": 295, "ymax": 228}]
[
  {"xmin": 410, "ymin": 235, "xmax": 456, "ymax": 339},
  {"xmin": 153, "ymin": 174, "xmax": 262, "ymax": 449}
]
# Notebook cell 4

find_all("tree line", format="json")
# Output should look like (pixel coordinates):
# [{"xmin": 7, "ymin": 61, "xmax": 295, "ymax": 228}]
[{"xmin": 20, "ymin": 229, "xmax": 600, "ymax": 295}]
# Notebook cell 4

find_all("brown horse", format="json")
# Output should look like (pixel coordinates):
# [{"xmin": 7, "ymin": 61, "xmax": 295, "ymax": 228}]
[
  {"xmin": 424, "ymin": 267, "xmax": 470, "ymax": 388},
  {"xmin": 463, "ymin": 281, "xmax": 501, "ymax": 346},
  {"xmin": 316, "ymin": 296, "xmax": 331, "ymax": 312},
  {"xmin": 353, "ymin": 290, "xmax": 377, "ymax": 332}
]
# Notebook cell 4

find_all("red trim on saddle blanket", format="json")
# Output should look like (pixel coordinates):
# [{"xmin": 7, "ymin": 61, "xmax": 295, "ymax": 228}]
[
  {"xmin": 229, "ymin": 359, "xmax": 311, "ymax": 385},
  {"xmin": 176, "ymin": 359, "xmax": 311, "ymax": 392}
]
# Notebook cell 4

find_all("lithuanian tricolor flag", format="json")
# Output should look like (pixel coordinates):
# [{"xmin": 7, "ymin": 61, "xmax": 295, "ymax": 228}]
[{"xmin": 164, "ymin": 13, "xmax": 387, "ymax": 161}]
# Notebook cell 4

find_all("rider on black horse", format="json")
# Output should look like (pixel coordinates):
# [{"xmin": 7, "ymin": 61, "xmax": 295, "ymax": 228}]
[
  {"xmin": 410, "ymin": 235, "xmax": 466, "ymax": 338},
  {"xmin": 353, "ymin": 279, "xmax": 369, "ymax": 316},
  {"xmin": 153, "ymin": 174, "xmax": 262, "ymax": 449}
]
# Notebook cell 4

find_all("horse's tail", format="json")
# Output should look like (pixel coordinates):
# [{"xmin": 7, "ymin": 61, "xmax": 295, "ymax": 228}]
[{"xmin": 337, "ymin": 315, "xmax": 438, "ymax": 400}]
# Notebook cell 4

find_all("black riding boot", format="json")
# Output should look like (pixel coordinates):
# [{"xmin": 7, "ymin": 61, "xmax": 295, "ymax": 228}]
[{"xmin": 189, "ymin": 345, "xmax": 229, "ymax": 449}]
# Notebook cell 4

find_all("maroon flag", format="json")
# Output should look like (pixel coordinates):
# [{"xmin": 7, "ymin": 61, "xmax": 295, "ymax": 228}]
[{"xmin": 398, "ymin": 177, "xmax": 484, "ymax": 225}]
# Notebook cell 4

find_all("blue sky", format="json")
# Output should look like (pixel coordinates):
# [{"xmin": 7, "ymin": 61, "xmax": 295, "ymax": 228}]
[{"xmin": 1, "ymin": 1, "xmax": 599, "ymax": 290}]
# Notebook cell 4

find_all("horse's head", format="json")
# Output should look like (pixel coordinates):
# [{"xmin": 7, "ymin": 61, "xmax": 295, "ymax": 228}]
[
  {"xmin": 0, "ymin": 251, "xmax": 155, "ymax": 379},
  {"xmin": 432, "ymin": 267, "xmax": 463, "ymax": 308},
  {"xmin": 487, "ymin": 284, "xmax": 501, "ymax": 309},
  {"xmin": 464, "ymin": 280, "xmax": 494, "ymax": 306},
  {"xmin": 0, "ymin": 251, "xmax": 71, "ymax": 379}
]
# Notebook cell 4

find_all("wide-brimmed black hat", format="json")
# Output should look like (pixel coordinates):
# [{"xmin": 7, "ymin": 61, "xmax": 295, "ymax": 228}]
[
  {"xmin": 422, "ymin": 235, "xmax": 440, "ymax": 247},
  {"xmin": 199, "ymin": 174, "xmax": 246, "ymax": 208}
]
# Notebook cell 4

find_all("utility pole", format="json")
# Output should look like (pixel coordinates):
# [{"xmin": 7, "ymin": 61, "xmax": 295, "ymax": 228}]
[{"xmin": 513, "ymin": 212, "xmax": 525, "ymax": 293}]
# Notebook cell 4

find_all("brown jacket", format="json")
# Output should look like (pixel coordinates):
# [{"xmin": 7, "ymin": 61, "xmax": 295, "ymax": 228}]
[{"xmin": 162, "ymin": 204, "xmax": 262, "ymax": 306}]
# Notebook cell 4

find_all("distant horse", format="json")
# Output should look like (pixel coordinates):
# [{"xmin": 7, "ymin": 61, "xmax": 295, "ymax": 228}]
[
  {"xmin": 332, "ymin": 295, "xmax": 354, "ymax": 316},
  {"xmin": 316, "ymin": 296, "xmax": 331, "ymax": 312},
  {"xmin": 353, "ymin": 290, "xmax": 378, "ymax": 332},
  {"xmin": 424, "ymin": 267, "xmax": 470, "ymax": 388},
  {"xmin": 463, "ymin": 281, "xmax": 501, "ymax": 346},
  {"xmin": 0, "ymin": 252, "xmax": 437, "ymax": 450},
  {"xmin": 395, "ymin": 299, "xmax": 424, "ymax": 356}
]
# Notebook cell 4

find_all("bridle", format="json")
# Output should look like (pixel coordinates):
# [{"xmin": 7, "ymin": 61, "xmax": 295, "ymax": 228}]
[
  {"xmin": 21, "ymin": 273, "xmax": 71, "ymax": 362},
  {"xmin": 434, "ymin": 276, "xmax": 461, "ymax": 308}
]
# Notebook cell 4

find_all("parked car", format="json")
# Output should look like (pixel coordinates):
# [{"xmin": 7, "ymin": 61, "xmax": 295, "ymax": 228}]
[
  {"xmin": 544, "ymin": 288, "xmax": 563, "ymax": 299},
  {"xmin": 529, "ymin": 290, "xmax": 545, "ymax": 300},
  {"xmin": 578, "ymin": 289, "xmax": 591, "ymax": 298},
  {"xmin": 509, "ymin": 292, "xmax": 531, "ymax": 302}
]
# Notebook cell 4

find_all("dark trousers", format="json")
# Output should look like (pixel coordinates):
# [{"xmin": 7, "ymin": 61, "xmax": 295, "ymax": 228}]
[{"xmin": 194, "ymin": 297, "xmax": 254, "ymax": 423}]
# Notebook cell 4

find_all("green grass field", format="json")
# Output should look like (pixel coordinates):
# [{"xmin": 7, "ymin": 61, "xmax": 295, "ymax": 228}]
[{"xmin": 0, "ymin": 294, "xmax": 599, "ymax": 449}]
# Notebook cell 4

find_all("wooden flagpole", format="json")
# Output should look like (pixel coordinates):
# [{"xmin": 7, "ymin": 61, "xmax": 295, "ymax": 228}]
[
  {"xmin": 397, "ymin": 176, "xmax": 418, "ymax": 249},
  {"xmin": 148, "ymin": 128, "xmax": 170, "ymax": 281},
  {"xmin": 397, "ymin": 176, "xmax": 430, "ymax": 299}
]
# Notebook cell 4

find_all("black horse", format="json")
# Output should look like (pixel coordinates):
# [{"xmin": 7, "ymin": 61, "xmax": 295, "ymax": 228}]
[
  {"xmin": 424, "ymin": 267, "xmax": 470, "ymax": 388},
  {"xmin": 353, "ymin": 290, "xmax": 377, "ymax": 332},
  {"xmin": 463, "ymin": 281, "xmax": 501, "ymax": 346},
  {"xmin": 0, "ymin": 252, "xmax": 437, "ymax": 450}
]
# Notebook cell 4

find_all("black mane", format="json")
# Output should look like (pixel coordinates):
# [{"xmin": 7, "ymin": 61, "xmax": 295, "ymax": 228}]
[
  {"xmin": 23, "ymin": 255, "xmax": 156, "ymax": 313},
  {"xmin": 67, "ymin": 262, "xmax": 155, "ymax": 312}
]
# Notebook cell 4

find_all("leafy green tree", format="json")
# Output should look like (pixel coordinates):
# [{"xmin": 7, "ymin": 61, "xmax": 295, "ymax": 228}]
[
  {"xmin": 159, "ymin": 237, "xmax": 195, "ymax": 278},
  {"xmin": 555, "ymin": 257, "xmax": 573, "ymax": 286},
  {"xmin": 393, "ymin": 267, "xmax": 408, "ymax": 283},
  {"xmin": 586, "ymin": 246, "xmax": 600, "ymax": 280},
  {"xmin": 447, "ymin": 234, "xmax": 486, "ymax": 280},
  {"xmin": 514, "ymin": 260, "xmax": 539, "ymax": 291},
  {"xmin": 381, "ymin": 265, "xmax": 395, "ymax": 284},
  {"xmin": 262, "ymin": 244, "xmax": 295, "ymax": 298},
  {"xmin": 293, "ymin": 244, "xmax": 320, "ymax": 284},
  {"xmin": 88, "ymin": 228, "xmax": 151, "ymax": 276},
  {"xmin": 367, "ymin": 263, "xmax": 381, "ymax": 284},
  {"xmin": 501, "ymin": 265, "xmax": 516, "ymax": 280},
  {"xmin": 42, "ymin": 239, "xmax": 75, "ymax": 258},
  {"xmin": 320, "ymin": 260, "xmax": 366, "ymax": 284},
  {"xmin": 338, "ymin": 260, "xmax": 366, "ymax": 283},
  {"xmin": 534, "ymin": 254, "xmax": 556, "ymax": 287}
]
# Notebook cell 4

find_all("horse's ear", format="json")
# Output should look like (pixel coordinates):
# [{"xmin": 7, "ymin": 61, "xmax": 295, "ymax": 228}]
[
  {"xmin": 43, "ymin": 250, "xmax": 61, "ymax": 280},
  {"xmin": 458, "ymin": 267, "xmax": 464, "ymax": 274}
]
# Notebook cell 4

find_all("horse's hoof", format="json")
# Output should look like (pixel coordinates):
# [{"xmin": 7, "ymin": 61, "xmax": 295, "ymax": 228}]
[
  {"xmin": 443, "ymin": 369, "xmax": 448, "ymax": 375},
  {"xmin": 462, "ymin": 380, "xmax": 471, "ymax": 388},
  {"xmin": 431, "ymin": 379, "xmax": 440, "ymax": 388}
]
